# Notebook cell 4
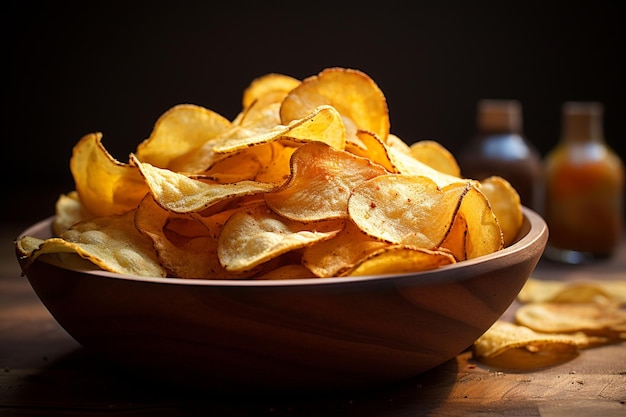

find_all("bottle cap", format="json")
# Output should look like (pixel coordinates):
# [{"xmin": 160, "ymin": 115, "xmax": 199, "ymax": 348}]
[
  {"xmin": 561, "ymin": 101, "xmax": 604, "ymax": 142},
  {"xmin": 477, "ymin": 99, "xmax": 522, "ymax": 134}
]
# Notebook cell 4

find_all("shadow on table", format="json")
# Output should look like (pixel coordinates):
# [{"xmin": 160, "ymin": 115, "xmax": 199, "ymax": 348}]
[{"xmin": 13, "ymin": 346, "xmax": 459, "ymax": 417}]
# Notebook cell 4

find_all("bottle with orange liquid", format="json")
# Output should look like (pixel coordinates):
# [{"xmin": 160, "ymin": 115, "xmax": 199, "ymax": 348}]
[{"xmin": 543, "ymin": 101, "xmax": 624, "ymax": 264}]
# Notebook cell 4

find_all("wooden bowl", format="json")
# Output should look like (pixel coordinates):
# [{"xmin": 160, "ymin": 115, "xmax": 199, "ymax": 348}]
[{"xmin": 16, "ymin": 207, "xmax": 548, "ymax": 392}]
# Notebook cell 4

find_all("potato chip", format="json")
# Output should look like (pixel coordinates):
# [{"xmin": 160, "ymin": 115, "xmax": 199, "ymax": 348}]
[
  {"xmin": 515, "ymin": 302, "xmax": 626, "ymax": 338},
  {"xmin": 254, "ymin": 142, "xmax": 296, "ymax": 185},
  {"xmin": 265, "ymin": 141, "xmax": 388, "ymax": 222},
  {"xmin": 386, "ymin": 144, "xmax": 464, "ymax": 188},
  {"xmin": 136, "ymin": 195, "xmax": 262, "ymax": 279},
  {"xmin": 19, "ymin": 210, "xmax": 165, "ymax": 277},
  {"xmin": 280, "ymin": 67, "xmax": 390, "ymax": 145},
  {"xmin": 301, "ymin": 220, "xmax": 390, "ymax": 278},
  {"xmin": 131, "ymin": 154, "xmax": 276, "ymax": 213},
  {"xmin": 473, "ymin": 320, "xmax": 589, "ymax": 366},
  {"xmin": 254, "ymin": 264, "xmax": 316, "ymax": 280},
  {"xmin": 518, "ymin": 278, "xmax": 626, "ymax": 306},
  {"xmin": 477, "ymin": 176, "xmax": 523, "ymax": 246},
  {"xmin": 17, "ymin": 67, "xmax": 522, "ymax": 281},
  {"xmin": 241, "ymin": 73, "xmax": 300, "ymax": 110},
  {"xmin": 213, "ymin": 105, "xmax": 346, "ymax": 154},
  {"xmin": 409, "ymin": 140, "xmax": 461, "ymax": 177},
  {"xmin": 135, "ymin": 104, "xmax": 232, "ymax": 170},
  {"xmin": 345, "ymin": 246, "xmax": 456, "ymax": 276},
  {"xmin": 203, "ymin": 143, "xmax": 275, "ymax": 183},
  {"xmin": 346, "ymin": 130, "xmax": 396, "ymax": 172},
  {"xmin": 348, "ymin": 175, "xmax": 470, "ymax": 249},
  {"xmin": 217, "ymin": 203, "xmax": 344, "ymax": 272},
  {"xmin": 71, "ymin": 133, "xmax": 148, "ymax": 217},
  {"xmin": 439, "ymin": 211, "xmax": 468, "ymax": 262},
  {"xmin": 52, "ymin": 191, "xmax": 91, "ymax": 236},
  {"xmin": 453, "ymin": 184, "xmax": 504, "ymax": 259}
]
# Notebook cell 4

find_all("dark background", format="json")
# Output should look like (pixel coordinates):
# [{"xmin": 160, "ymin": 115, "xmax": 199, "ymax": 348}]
[{"xmin": 4, "ymin": 1, "xmax": 625, "ymax": 226}]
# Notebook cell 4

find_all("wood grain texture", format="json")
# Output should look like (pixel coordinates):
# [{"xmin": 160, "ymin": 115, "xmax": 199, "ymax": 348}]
[
  {"xmin": 4, "ymin": 214, "xmax": 625, "ymax": 416},
  {"xmin": 13, "ymin": 209, "xmax": 547, "ymax": 392}
]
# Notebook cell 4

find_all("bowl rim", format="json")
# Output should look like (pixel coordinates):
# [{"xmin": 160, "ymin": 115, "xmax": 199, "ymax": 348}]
[{"xmin": 18, "ymin": 206, "xmax": 547, "ymax": 288}]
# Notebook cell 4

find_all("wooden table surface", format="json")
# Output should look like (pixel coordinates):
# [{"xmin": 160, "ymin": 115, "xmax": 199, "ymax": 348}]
[{"xmin": 1, "ymin": 222, "xmax": 625, "ymax": 417}]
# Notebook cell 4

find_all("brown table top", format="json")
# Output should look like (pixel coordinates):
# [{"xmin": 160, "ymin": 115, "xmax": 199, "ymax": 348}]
[{"xmin": 1, "ymin": 222, "xmax": 625, "ymax": 417}]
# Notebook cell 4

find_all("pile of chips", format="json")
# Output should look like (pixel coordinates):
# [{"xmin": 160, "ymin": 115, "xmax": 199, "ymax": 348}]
[
  {"xmin": 16, "ymin": 67, "xmax": 523, "ymax": 280},
  {"xmin": 473, "ymin": 278, "xmax": 626, "ymax": 369}
]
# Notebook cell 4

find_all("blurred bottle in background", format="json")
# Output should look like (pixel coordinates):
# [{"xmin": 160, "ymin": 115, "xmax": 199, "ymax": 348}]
[
  {"xmin": 543, "ymin": 101, "xmax": 624, "ymax": 264},
  {"xmin": 458, "ymin": 99, "xmax": 543, "ymax": 211}
]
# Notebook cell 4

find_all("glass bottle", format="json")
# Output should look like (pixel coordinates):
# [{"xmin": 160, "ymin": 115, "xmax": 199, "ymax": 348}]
[
  {"xmin": 457, "ymin": 99, "xmax": 543, "ymax": 211},
  {"xmin": 543, "ymin": 101, "xmax": 624, "ymax": 264}
]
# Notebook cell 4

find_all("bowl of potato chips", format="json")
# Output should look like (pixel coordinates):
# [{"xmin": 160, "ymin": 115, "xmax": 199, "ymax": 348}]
[{"xmin": 15, "ymin": 68, "xmax": 548, "ymax": 391}]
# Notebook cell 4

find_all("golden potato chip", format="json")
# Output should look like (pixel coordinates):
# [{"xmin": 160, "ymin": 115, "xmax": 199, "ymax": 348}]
[
  {"xmin": 18, "ymin": 67, "xmax": 521, "ymax": 282},
  {"xmin": 52, "ymin": 191, "xmax": 91, "ymax": 235},
  {"xmin": 70, "ymin": 133, "xmax": 148, "ymax": 217},
  {"xmin": 348, "ymin": 175, "xmax": 470, "ymax": 249},
  {"xmin": 453, "ymin": 184, "xmax": 504, "ymax": 259},
  {"xmin": 518, "ymin": 278, "xmax": 626, "ymax": 306},
  {"xmin": 134, "ymin": 195, "xmax": 256, "ymax": 279},
  {"xmin": 385, "ymin": 134, "xmax": 413, "ymax": 154},
  {"xmin": 346, "ymin": 130, "xmax": 395, "ymax": 172},
  {"xmin": 203, "ymin": 143, "xmax": 275, "ymax": 183},
  {"xmin": 19, "ymin": 210, "xmax": 165, "ymax": 277},
  {"xmin": 301, "ymin": 220, "xmax": 390, "ymax": 278},
  {"xmin": 254, "ymin": 264, "xmax": 316, "ymax": 280},
  {"xmin": 515, "ymin": 302, "xmax": 626, "ymax": 338},
  {"xmin": 265, "ymin": 141, "xmax": 388, "ymax": 222},
  {"xmin": 439, "ymin": 211, "xmax": 468, "ymax": 262},
  {"xmin": 386, "ymin": 144, "xmax": 464, "ymax": 188},
  {"xmin": 131, "ymin": 154, "xmax": 276, "ymax": 213},
  {"xmin": 477, "ymin": 176, "xmax": 523, "ymax": 246},
  {"xmin": 241, "ymin": 73, "xmax": 300, "ymax": 110},
  {"xmin": 473, "ymin": 320, "xmax": 589, "ymax": 367},
  {"xmin": 280, "ymin": 67, "xmax": 390, "ymax": 144},
  {"xmin": 409, "ymin": 140, "xmax": 461, "ymax": 177},
  {"xmin": 345, "ymin": 246, "xmax": 456, "ymax": 276},
  {"xmin": 135, "ymin": 104, "xmax": 232, "ymax": 170},
  {"xmin": 254, "ymin": 142, "xmax": 296, "ymax": 185},
  {"xmin": 217, "ymin": 203, "xmax": 344, "ymax": 272},
  {"xmin": 212, "ymin": 105, "xmax": 346, "ymax": 155}
]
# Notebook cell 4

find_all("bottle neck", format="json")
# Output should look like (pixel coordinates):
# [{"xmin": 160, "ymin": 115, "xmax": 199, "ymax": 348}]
[{"xmin": 560, "ymin": 101, "xmax": 604, "ymax": 144}]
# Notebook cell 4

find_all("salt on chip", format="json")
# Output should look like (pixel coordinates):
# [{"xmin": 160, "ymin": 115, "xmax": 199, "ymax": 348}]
[
  {"xmin": 19, "ymin": 210, "xmax": 165, "ymax": 277},
  {"xmin": 70, "ymin": 133, "xmax": 148, "ymax": 217},
  {"xmin": 265, "ymin": 141, "xmax": 388, "ymax": 222},
  {"xmin": 217, "ymin": 203, "xmax": 344, "ymax": 272},
  {"xmin": 348, "ymin": 175, "xmax": 470, "ymax": 249}
]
